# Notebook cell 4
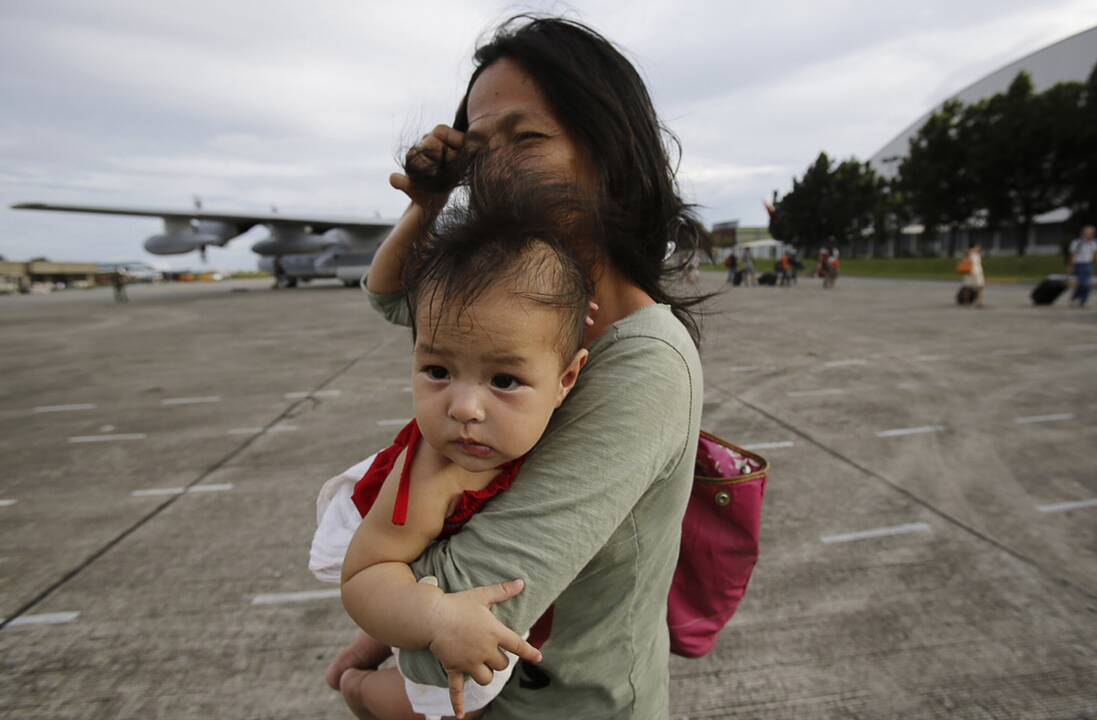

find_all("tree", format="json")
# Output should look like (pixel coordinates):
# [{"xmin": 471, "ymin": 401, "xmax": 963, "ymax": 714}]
[
  {"xmin": 1065, "ymin": 63, "xmax": 1097, "ymax": 228},
  {"xmin": 966, "ymin": 72, "xmax": 1072, "ymax": 255},
  {"xmin": 771, "ymin": 153, "xmax": 882, "ymax": 257},
  {"xmin": 898, "ymin": 100, "xmax": 975, "ymax": 257}
]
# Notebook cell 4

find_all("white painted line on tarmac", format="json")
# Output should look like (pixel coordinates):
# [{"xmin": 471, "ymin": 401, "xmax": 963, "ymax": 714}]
[
  {"xmin": 132, "ymin": 483, "xmax": 233, "ymax": 497},
  {"xmin": 991, "ymin": 348, "xmax": 1029, "ymax": 356},
  {"xmin": 896, "ymin": 382, "xmax": 921, "ymax": 390},
  {"xmin": 5, "ymin": 611, "xmax": 80, "ymax": 627},
  {"xmin": 876, "ymin": 425, "xmax": 945, "ymax": 438},
  {"xmin": 728, "ymin": 366, "xmax": 760, "ymax": 373},
  {"xmin": 1037, "ymin": 498, "xmax": 1097, "ymax": 513},
  {"xmin": 787, "ymin": 388, "xmax": 845, "ymax": 398},
  {"xmin": 911, "ymin": 355, "xmax": 947, "ymax": 362},
  {"xmin": 823, "ymin": 358, "xmax": 868, "ymax": 368},
  {"xmin": 285, "ymin": 390, "xmax": 342, "ymax": 400},
  {"xmin": 227, "ymin": 427, "xmax": 262, "ymax": 435},
  {"xmin": 251, "ymin": 589, "xmax": 342, "ymax": 605},
  {"xmin": 1066, "ymin": 343, "xmax": 1097, "ymax": 352},
  {"xmin": 743, "ymin": 440, "xmax": 795, "ymax": 450},
  {"xmin": 189, "ymin": 483, "xmax": 234, "ymax": 493},
  {"xmin": 0, "ymin": 499, "xmax": 17, "ymax": 507},
  {"xmin": 131, "ymin": 487, "xmax": 185, "ymax": 497},
  {"xmin": 1014, "ymin": 413, "xmax": 1073, "ymax": 425},
  {"xmin": 227, "ymin": 424, "xmax": 298, "ymax": 435},
  {"xmin": 69, "ymin": 433, "xmax": 147, "ymax": 443},
  {"xmin": 161, "ymin": 396, "xmax": 222, "ymax": 406},
  {"xmin": 378, "ymin": 418, "xmax": 412, "ymax": 427},
  {"xmin": 34, "ymin": 403, "xmax": 97, "ymax": 413},
  {"xmin": 821, "ymin": 522, "xmax": 931, "ymax": 544}
]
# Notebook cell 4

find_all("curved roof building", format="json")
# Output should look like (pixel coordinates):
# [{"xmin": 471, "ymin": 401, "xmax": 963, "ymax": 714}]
[{"xmin": 869, "ymin": 25, "xmax": 1097, "ymax": 178}]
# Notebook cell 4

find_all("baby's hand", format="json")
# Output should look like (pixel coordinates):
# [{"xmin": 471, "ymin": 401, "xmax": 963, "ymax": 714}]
[{"xmin": 427, "ymin": 579, "xmax": 542, "ymax": 715}]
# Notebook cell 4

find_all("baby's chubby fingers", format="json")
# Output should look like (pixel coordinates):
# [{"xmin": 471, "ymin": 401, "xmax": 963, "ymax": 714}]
[
  {"xmin": 498, "ymin": 630, "xmax": 543, "ymax": 665},
  {"xmin": 469, "ymin": 664, "xmax": 495, "ymax": 687},
  {"xmin": 472, "ymin": 578, "xmax": 526, "ymax": 608},
  {"xmin": 447, "ymin": 670, "xmax": 466, "ymax": 719}
]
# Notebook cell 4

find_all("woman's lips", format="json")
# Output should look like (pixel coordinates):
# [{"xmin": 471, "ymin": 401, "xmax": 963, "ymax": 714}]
[{"xmin": 455, "ymin": 440, "xmax": 494, "ymax": 458}]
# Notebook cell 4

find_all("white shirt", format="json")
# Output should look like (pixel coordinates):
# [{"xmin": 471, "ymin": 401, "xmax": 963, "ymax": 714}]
[{"xmin": 1070, "ymin": 238, "xmax": 1096, "ymax": 264}]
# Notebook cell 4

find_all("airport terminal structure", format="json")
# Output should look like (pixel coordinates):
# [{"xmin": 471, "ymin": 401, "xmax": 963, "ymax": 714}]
[{"xmin": 868, "ymin": 25, "xmax": 1097, "ymax": 256}]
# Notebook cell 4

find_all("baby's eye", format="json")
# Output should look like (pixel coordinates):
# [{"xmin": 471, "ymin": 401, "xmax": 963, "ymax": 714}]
[
  {"xmin": 491, "ymin": 374, "xmax": 521, "ymax": 390},
  {"xmin": 423, "ymin": 366, "xmax": 449, "ymax": 381}
]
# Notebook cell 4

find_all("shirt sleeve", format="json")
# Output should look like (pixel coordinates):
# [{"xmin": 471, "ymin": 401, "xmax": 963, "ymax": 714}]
[
  {"xmin": 366, "ymin": 288, "xmax": 412, "ymax": 327},
  {"xmin": 397, "ymin": 333, "xmax": 696, "ymax": 686}
]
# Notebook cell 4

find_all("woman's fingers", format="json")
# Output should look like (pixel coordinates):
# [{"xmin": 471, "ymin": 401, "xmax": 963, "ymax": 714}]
[
  {"xmin": 430, "ymin": 123, "xmax": 465, "ymax": 150},
  {"xmin": 389, "ymin": 172, "xmax": 412, "ymax": 194},
  {"xmin": 448, "ymin": 671, "xmax": 466, "ymax": 719},
  {"xmin": 585, "ymin": 301, "xmax": 600, "ymax": 326}
]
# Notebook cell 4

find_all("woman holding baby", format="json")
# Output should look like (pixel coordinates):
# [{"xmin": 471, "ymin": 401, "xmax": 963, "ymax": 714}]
[{"xmin": 320, "ymin": 15, "xmax": 708, "ymax": 719}]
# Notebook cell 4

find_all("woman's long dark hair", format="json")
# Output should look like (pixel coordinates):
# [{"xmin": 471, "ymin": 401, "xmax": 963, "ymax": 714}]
[{"xmin": 450, "ymin": 15, "xmax": 713, "ymax": 346}]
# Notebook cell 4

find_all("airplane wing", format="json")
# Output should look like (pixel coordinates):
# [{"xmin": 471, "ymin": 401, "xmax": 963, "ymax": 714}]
[{"xmin": 10, "ymin": 202, "xmax": 395, "ymax": 233}]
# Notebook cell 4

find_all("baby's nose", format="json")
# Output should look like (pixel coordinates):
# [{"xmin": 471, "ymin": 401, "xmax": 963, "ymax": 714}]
[{"xmin": 448, "ymin": 387, "xmax": 485, "ymax": 423}]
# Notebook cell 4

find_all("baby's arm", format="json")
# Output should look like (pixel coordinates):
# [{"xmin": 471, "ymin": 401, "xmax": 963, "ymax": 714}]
[{"xmin": 341, "ymin": 448, "xmax": 449, "ymax": 649}]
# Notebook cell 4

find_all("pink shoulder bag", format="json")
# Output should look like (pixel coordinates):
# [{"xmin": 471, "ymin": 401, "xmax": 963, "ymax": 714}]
[{"xmin": 668, "ymin": 431, "xmax": 769, "ymax": 658}]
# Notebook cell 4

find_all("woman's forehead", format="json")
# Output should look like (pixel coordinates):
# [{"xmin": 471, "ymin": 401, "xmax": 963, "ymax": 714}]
[{"xmin": 467, "ymin": 59, "xmax": 556, "ymax": 133}]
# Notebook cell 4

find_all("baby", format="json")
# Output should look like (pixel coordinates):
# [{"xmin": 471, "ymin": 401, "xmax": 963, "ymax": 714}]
[{"xmin": 310, "ymin": 168, "xmax": 593, "ymax": 719}]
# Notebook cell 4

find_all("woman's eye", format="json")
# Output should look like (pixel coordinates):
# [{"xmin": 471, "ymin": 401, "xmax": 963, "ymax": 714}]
[
  {"xmin": 491, "ymin": 374, "xmax": 521, "ymax": 390},
  {"xmin": 424, "ymin": 366, "xmax": 449, "ymax": 380},
  {"xmin": 514, "ymin": 132, "xmax": 544, "ymax": 144}
]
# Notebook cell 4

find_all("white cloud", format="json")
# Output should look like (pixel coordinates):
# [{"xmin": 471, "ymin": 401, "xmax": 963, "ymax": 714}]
[{"xmin": 2, "ymin": 0, "xmax": 1096, "ymax": 269}]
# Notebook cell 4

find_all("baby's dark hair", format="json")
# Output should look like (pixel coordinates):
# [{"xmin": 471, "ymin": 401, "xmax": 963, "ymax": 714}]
[{"xmin": 403, "ymin": 155, "xmax": 594, "ymax": 362}]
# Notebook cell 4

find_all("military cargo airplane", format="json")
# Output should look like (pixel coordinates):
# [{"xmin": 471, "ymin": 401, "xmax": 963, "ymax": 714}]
[{"xmin": 11, "ymin": 201, "xmax": 395, "ymax": 287}]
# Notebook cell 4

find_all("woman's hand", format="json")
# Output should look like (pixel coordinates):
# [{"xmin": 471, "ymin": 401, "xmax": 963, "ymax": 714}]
[
  {"xmin": 390, "ymin": 124, "xmax": 466, "ymax": 211},
  {"xmin": 427, "ymin": 579, "xmax": 542, "ymax": 717}
]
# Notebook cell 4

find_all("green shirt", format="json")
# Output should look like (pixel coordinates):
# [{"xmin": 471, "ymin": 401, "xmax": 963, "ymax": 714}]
[{"xmin": 368, "ymin": 289, "xmax": 702, "ymax": 719}]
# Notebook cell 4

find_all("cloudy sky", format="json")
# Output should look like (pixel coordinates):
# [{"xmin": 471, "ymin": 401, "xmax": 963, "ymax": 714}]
[{"xmin": 3, "ymin": 1, "xmax": 1096, "ymax": 271}]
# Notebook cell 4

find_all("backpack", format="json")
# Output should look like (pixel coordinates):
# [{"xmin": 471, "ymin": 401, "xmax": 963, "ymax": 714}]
[{"xmin": 669, "ymin": 431, "xmax": 768, "ymax": 657}]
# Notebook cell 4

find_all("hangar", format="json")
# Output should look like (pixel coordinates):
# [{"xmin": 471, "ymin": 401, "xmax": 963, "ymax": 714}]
[{"xmin": 868, "ymin": 25, "xmax": 1097, "ymax": 256}]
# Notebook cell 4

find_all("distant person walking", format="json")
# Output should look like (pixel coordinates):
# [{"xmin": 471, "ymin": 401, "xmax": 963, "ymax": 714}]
[
  {"xmin": 742, "ymin": 249, "xmax": 756, "ymax": 287},
  {"xmin": 111, "ymin": 270, "xmax": 128, "ymax": 303},
  {"xmin": 724, "ymin": 252, "xmax": 739, "ymax": 284},
  {"xmin": 789, "ymin": 245, "xmax": 802, "ymax": 285},
  {"xmin": 819, "ymin": 241, "xmax": 840, "ymax": 289},
  {"xmin": 1068, "ymin": 225, "xmax": 1095, "ymax": 308},
  {"xmin": 777, "ymin": 252, "xmax": 792, "ymax": 287},
  {"xmin": 960, "ymin": 243, "xmax": 985, "ymax": 308}
]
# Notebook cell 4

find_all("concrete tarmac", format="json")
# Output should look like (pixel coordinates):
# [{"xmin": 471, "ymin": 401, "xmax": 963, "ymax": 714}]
[{"xmin": 1, "ymin": 275, "xmax": 1095, "ymax": 719}]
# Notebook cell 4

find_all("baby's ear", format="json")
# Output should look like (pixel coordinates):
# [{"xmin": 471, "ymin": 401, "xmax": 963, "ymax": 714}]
[{"xmin": 556, "ymin": 348, "xmax": 589, "ymax": 406}]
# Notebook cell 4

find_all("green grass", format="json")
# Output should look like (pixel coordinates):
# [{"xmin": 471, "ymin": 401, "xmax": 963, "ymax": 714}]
[{"xmin": 703, "ymin": 255, "xmax": 1067, "ymax": 284}]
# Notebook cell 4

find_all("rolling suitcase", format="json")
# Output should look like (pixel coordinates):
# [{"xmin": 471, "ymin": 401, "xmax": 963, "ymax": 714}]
[
  {"xmin": 1031, "ymin": 275, "xmax": 1069, "ymax": 306},
  {"xmin": 732, "ymin": 270, "xmax": 743, "ymax": 287},
  {"xmin": 956, "ymin": 286, "xmax": 975, "ymax": 305},
  {"xmin": 758, "ymin": 272, "xmax": 777, "ymax": 286}
]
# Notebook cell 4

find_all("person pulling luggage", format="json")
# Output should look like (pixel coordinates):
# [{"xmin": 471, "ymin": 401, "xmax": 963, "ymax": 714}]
[{"xmin": 1068, "ymin": 225, "xmax": 1096, "ymax": 308}]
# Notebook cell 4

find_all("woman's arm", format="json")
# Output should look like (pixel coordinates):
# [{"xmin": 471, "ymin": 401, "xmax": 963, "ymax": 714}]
[
  {"xmin": 367, "ymin": 124, "xmax": 465, "ymax": 295},
  {"xmin": 398, "ymin": 334, "xmax": 697, "ymax": 686}
]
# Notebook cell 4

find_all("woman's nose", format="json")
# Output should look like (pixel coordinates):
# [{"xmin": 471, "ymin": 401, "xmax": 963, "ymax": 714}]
[{"xmin": 448, "ymin": 386, "xmax": 485, "ymax": 424}]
